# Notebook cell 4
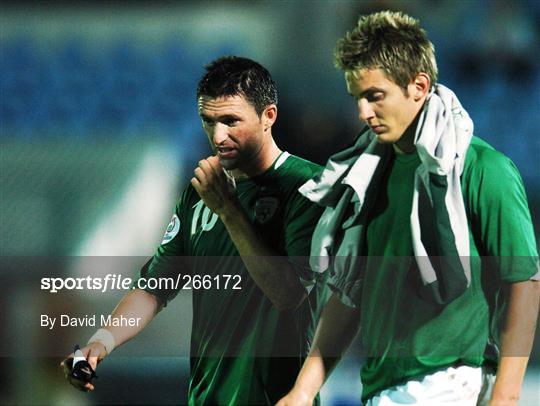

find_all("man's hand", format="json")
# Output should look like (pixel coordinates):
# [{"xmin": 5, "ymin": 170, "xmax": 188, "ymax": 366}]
[
  {"xmin": 191, "ymin": 156, "xmax": 237, "ymax": 216},
  {"xmin": 276, "ymin": 388, "xmax": 314, "ymax": 406},
  {"xmin": 60, "ymin": 341, "xmax": 107, "ymax": 392}
]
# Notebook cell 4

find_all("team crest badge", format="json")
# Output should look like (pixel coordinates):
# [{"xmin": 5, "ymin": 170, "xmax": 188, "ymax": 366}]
[
  {"xmin": 253, "ymin": 197, "xmax": 279, "ymax": 224},
  {"xmin": 161, "ymin": 214, "xmax": 180, "ymax": 245}
]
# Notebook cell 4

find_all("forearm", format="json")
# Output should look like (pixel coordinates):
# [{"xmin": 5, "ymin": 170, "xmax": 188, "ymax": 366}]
[
  {"xmin": 292, "ymin": 294, "xmax": 361, "ymax": 397},
  {"xmin": 491, "ymin": 280, "xmax": 540, "ymax": 402},
  {"xmin": 293, "ymin": 348, "xmax": 329, "ymax": 399},
  {"xmin": 219, "ymin": 202, "xmax": 306, "ymax": 310},
  {"xmin": 191, "ymin": 156, "xmax": 308, "ymax": 310},
  {"xmin": 90, "ymin": 288, "xmax": 163, "ymax": 351},
  {"xmin": 491, "ymin": 357, "xmax": 529, "ymax": 403}
]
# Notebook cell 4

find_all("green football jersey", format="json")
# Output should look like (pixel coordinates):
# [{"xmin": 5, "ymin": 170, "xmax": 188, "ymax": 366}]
[
  {"xmin": 358, "ymin": 137, "xmax": 539, "ymax": 401},
  {"xmin": 137, "ymin": 152, "xmax": 328, "ymax": 405}
]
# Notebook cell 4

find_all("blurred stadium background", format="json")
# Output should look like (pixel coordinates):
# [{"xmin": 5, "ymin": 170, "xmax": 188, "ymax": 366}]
[{"xmin": 1, "ymin": 0, "xmax": 539, "ymax": 404}]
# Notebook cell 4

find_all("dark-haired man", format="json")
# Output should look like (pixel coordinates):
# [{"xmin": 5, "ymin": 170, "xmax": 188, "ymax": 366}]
[
  {"xmin": 278, "ymin": 10, "xmax": 539, "ymax": 406},
  {"xmin": 62, "ymin": 56, "xmax": 327, "ymax": 405}
]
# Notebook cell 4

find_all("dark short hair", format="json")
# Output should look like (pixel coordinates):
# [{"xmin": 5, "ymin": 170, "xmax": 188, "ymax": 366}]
[{"xmin": 196, "ymin": 56, "xmax": 278, "ymax": 116}]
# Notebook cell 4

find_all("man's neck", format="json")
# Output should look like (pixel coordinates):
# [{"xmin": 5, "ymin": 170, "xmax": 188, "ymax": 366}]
[
  {"xmin": 393, "ymin": 107, "xmax": 424, "ymax": 154},
  {"xmin": 393, "ymin": 143, "xmax": 409, "ymax": 155},
  {"xmin": 393, "ymin": 129, "xmax": 416, "ymax": 154}
]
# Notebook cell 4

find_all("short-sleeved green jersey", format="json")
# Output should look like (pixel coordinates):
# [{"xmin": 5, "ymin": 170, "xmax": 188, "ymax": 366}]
[
  {"xmin": 137, "ymin": 152, "xmax": 327, "ymax": 405},
  {"xmin": 358, "ymin": 137, "xmax": 538, "ymax": 401}
]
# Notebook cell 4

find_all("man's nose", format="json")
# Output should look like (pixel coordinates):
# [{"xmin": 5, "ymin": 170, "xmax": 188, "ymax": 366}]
[
  {"xmin": 358, "ymin": 98, "xmax": 375, "ymax": 122},
  {"xmin": 212, "ymin": 123, "xmax": 228, "ymax": 145}
]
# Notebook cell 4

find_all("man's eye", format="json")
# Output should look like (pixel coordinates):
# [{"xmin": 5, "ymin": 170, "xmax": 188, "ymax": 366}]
[
  {"xmin": 370, "ymin": 92, "xmax": 384, "ymax": 102},
  {"xmin": 223, "ymin": 119, "xmax": 238, "ymax": 126}
]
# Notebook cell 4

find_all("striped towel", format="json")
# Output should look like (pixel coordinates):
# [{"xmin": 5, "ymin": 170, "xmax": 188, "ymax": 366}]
[{"xmin": 300, "ymin": 84, "xmax": 473, "ymax": 306}]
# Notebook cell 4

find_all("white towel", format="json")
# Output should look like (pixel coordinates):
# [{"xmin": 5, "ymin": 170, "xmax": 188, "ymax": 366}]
[{"xmin": 300, "ymin": 84, "xmax": 473, "ymax": 305}]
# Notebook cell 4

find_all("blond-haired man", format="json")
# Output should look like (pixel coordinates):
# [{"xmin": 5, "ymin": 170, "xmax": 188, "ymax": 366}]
[{"xmin": 278, "ymin": 11, "xmax": 539, "ymax": 406}]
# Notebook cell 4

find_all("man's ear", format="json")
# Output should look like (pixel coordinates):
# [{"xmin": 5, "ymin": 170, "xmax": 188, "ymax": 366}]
[
  {"xmin": 412, "ymin": 73, "xmax": 430, "ymax": 101},
  {"xmin": 263, "ymin": 104, "xmax": 277, "ymax": 131}
]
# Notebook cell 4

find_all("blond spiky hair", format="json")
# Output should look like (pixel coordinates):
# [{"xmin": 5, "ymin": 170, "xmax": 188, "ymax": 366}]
[{"xmin": 334, "ymin": 10, "xmax": 438, "ymax": 90}]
